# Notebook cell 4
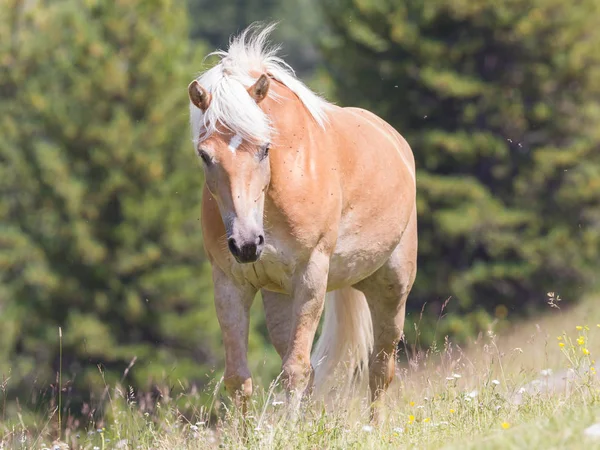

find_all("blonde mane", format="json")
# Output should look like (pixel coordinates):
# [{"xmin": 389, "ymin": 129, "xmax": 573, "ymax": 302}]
[{"xmin": 189, "ymin": 23, "xmax": 332, "ymax": 147}]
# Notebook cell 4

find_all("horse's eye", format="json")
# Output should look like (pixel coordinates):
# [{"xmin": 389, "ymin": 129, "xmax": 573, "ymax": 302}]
[
  {"xmin": 198, "ymin": 149, "xmax": 212, "ymax": 165},
  {"xmin": 260, "ymin": 143, "xmax": 271, "ymax": 161}
]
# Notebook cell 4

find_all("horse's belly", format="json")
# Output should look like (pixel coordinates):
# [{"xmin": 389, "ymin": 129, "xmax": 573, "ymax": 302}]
[{"xmin": 327, "ymin": 218, "xmax": 404, "ymax": 290}]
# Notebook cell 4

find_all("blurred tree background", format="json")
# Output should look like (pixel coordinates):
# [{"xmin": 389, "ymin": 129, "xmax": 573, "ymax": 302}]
[{"xmin": 1, "ymin": 0, "xmax": 600, "ymax": 422}]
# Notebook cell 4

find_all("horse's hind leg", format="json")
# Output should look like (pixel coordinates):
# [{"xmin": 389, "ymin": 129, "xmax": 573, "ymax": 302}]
[{"xmin": 354, "ymin": 210, "xmax": 417, "ymax": 423}]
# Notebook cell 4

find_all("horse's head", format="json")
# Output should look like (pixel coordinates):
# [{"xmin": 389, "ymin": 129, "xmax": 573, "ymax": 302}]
[{"xmin": 189, "ymin": 74, "xmax": 271, "ymax": 264}]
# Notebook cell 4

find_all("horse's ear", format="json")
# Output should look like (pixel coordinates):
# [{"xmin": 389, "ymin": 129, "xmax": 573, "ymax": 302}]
[
  {"xmin": 188, "ymin": 80, "xmax": 211, "ymax": 111},
  {"xmin": 248, "ymin": 74, "xmax": 270, "ymax": 103}
]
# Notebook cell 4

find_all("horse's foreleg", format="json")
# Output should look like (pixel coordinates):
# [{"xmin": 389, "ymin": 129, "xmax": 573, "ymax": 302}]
[
  {"xmin": 212, "ymin": 266, "xmax": 256, "ymax": 413},
  {"xmin": 281, "ymin": 250, "xmax": 329, "ymax": 403},
  {"xmin": 262, "ymin": 290, "xmax": 293, "ymax": 360}
]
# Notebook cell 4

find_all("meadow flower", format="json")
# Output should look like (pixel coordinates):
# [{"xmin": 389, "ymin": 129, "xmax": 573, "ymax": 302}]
[
  {"xmin": 492, "ymin": 379, "xmax": 500, "ymax": 385},
  {"xmin": 424, "ymin": 418, "xmax": 431, "ymax": 423},
  {"xmin": 449, "ymin": 409, "xmax": 455, "ymax": 413},
  {"xmin": 584, "ymin": 423, "xmax": 600, "ymax": 438},
  {"xmin": 576, "ymin": 326, "xmax": 583, "ymax": 331},
  {"xmin": 452, "ymin": 373, "xmax": 462, "ymax": 379},
  {"xmin": 362, "ymin": 425, "xmax": 373, "ymax": 432},
  {"xmin": 393, "ymin": 427, "xmax": 404, "ymax": 434},
  {"xmin": 577, "ymin": 337, "xmax": 585, "ymax": 346},
  {"xmin": 409, "ymin": 401, "xmax": 415, "ymax": 407},
  {"xmin": 272, "ymin": 401, "xmax": 284, "ymax": 406},
  {"xmin": 446, "ymin": 377, "xmax": 455, "ymax": 381},
  {"xmin": 501, "ymin": 422, "xmax": 511, "ymax": 429},
  {"xmin": 467, "ymin": 390, "xmax": 478, "ymax": 398},
  {"xmin": 559, "ymin": 342, "xmax": 565, "ymax": 348},
  {"xmin": 408, "ymin": 415, "xmax": 415, "ymax": 424},
  {"xmin": 540, "ymin": 369, "xmax": 553, "ymax": 376},
  {"xmin": 557, "ymin": 336, "xmax": 563, "ymax": 340},
  {"xmin": 583, "ymin": 348, "xmax": 590, "ymax": 355}
]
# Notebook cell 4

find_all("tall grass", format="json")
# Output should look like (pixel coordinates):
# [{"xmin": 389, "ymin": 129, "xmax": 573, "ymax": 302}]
[{"xmin": 2, "ymin": 295, "xmax": 600, "ymax": 449}]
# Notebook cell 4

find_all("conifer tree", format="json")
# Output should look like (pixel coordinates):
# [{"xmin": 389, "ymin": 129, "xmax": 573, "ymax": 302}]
[
  {"xmin": 321, "ymin": 0, "xmax": 600, "ymax": 343},
  {"xmin": 0, "ymin": 0, "xmax": 270, "ymax": 412}
]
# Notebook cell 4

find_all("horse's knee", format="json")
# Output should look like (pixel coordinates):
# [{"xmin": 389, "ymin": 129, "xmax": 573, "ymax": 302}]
[{"xmin": 224, "ymin": 370, "xmax": 253, "ymax": 399}]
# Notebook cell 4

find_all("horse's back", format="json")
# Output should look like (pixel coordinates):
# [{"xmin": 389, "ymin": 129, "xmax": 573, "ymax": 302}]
[{"xmin": 340, "ymin": 106, "xmax": 415, "ymax": 175}]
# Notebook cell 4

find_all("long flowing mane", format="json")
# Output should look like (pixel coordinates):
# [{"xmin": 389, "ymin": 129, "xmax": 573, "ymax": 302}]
[{"xmin": 189, "ymin": 23, "xmax": 332, "ymax": 147}]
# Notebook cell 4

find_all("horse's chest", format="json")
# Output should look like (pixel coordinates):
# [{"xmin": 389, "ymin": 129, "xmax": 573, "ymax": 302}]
[{"xmin": 227, "ymin": 242, "xmax": 296, "ymax": 294}]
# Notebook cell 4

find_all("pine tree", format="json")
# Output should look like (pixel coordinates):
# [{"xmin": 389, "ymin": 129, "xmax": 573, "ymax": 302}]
[
  {"xmin": 321, "ymin": 0, "xmax": 600, "ymax": 344},
  {"xmin": 0, "ymin": 0, "xmax": 272, "ymax": 415}
]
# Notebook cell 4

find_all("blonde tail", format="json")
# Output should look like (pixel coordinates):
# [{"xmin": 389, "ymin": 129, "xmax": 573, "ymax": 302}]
[{"xmin": 310, "ymin": 287, "xmax": 374, "ymax": 399}]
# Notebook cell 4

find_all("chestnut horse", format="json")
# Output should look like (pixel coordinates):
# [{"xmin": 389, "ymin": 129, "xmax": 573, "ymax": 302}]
[{"xmin": 188, "ymin": 24, "xmax": 417, "ymax": 421}]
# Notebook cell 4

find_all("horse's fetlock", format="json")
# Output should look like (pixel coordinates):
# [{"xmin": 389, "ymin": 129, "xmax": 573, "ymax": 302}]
[
  {"xmin": 224, "ymin": 372, "xmax": 253, "ymax": 399},
  {"xmin": 282, "ymin": 360, "xmax": 311, "ymax": 390}
]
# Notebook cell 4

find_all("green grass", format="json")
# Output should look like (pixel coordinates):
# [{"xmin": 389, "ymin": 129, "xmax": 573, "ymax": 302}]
[{"xmin": 3, "ymin": 296, "xmax": 600, "ymax": 449}]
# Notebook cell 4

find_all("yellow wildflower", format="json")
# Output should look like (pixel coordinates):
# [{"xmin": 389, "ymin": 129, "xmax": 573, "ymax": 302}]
[
  {"xmin": 557, "ymin": 336, "xmax": 563, "ymax": 341},
  {"xmin": 501, "ymin": 422, "xmax": 511, "ymax": 429},
  {"xmin": 449, "ymin": 409, "xmax": 455, "ymax": 414},
  {"xmin": 408, "ymin": 415, "xmax": 415, "ymax": 424},
  {"xmin": 409, "ymin": 401, "xmax": 415, "ymax": 407},
  {"xmin": 577, "ymin": 337, "xmax": 585, "ymax": 346},
  {"xmin": 576, "ymin": 326, "xmax": 583, "ymax": 331},
  {"xmin": 559, "ymin": 342, "xmax": 565, "ymax": 348},
  {"xmin": 583, "ymin": 348, "xmax": 590, "ymax": 355},
  {"xmin": 424, "ymin": 418, "xmax": 431, "ymax": 423}
]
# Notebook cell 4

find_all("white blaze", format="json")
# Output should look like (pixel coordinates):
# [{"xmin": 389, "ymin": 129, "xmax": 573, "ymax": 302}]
[{"xmin": 228, "ymin": 134, "xmax": 243, "ymax": 153}]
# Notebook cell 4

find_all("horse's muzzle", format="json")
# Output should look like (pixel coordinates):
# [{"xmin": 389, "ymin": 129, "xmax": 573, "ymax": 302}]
[{"xmin": 228, "ymin": 235, "xmax": 264, "ymax": 263}]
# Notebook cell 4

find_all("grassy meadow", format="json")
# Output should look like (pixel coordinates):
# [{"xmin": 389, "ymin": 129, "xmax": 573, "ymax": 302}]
[{"xmin": 3, "ymin": 294, "xmax": 600, "ymax": 449}]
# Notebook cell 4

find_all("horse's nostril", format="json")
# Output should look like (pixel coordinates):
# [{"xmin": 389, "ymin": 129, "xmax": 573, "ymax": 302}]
[
  {"xmin": 257, "ymin": 235, "xmax": 264, "ymax": 246},
  {"xmin": 228, "ymin": 238, "xmax": 238, "ymax": 255}
]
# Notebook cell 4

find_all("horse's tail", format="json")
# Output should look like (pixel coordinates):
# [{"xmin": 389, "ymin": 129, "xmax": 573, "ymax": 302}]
[{"xmin": 310, "ymin": 287, "xmax": 374, "ymax": 399}]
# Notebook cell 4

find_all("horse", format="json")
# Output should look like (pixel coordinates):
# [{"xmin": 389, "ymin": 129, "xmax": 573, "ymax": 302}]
[{"xmin": 187, "ymin": 23, "xmax": 417, "ymax": 422}]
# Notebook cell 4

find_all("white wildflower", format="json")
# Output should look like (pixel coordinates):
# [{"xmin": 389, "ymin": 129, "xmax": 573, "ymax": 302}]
[
  {"xmin": 362, "ymin": 425, "xmax": 373, "ymax": 433},
  {"xmin": 492, "ymin": 379, "xmax": 500, "ymax": 385},
  {"xmin": 584, "ymin": 423, "xmax": 600, "ymax": 438}
]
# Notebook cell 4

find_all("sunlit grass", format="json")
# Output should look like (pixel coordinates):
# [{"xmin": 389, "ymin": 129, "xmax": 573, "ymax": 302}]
[{"xmin": 3, "ymin": 295, "xmax": 600, "ymax": 449}]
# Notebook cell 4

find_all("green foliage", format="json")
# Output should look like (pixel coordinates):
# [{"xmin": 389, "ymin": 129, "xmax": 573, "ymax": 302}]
[
  {"xmin": 321, "ymin": 0, "xmax": 600, "ymax": 345},
  {"xmin": 187, "ymin": 0, "xmax": 326, "ymax": 76},
  {"xmin": 0, "ymin": 0, "xmax": 277, "ymax": 415}
]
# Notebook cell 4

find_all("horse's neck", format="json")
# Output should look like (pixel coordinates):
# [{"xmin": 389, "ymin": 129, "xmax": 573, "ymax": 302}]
[{"xmin": 268, "ymin": 84, "xmax": 325, "ymax": 152}]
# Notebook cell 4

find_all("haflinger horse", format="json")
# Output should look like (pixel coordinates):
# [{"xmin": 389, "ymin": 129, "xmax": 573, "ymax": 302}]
[{"xmin": 188, "ymin": 23, "xmax": 417, "ymax": 422}]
